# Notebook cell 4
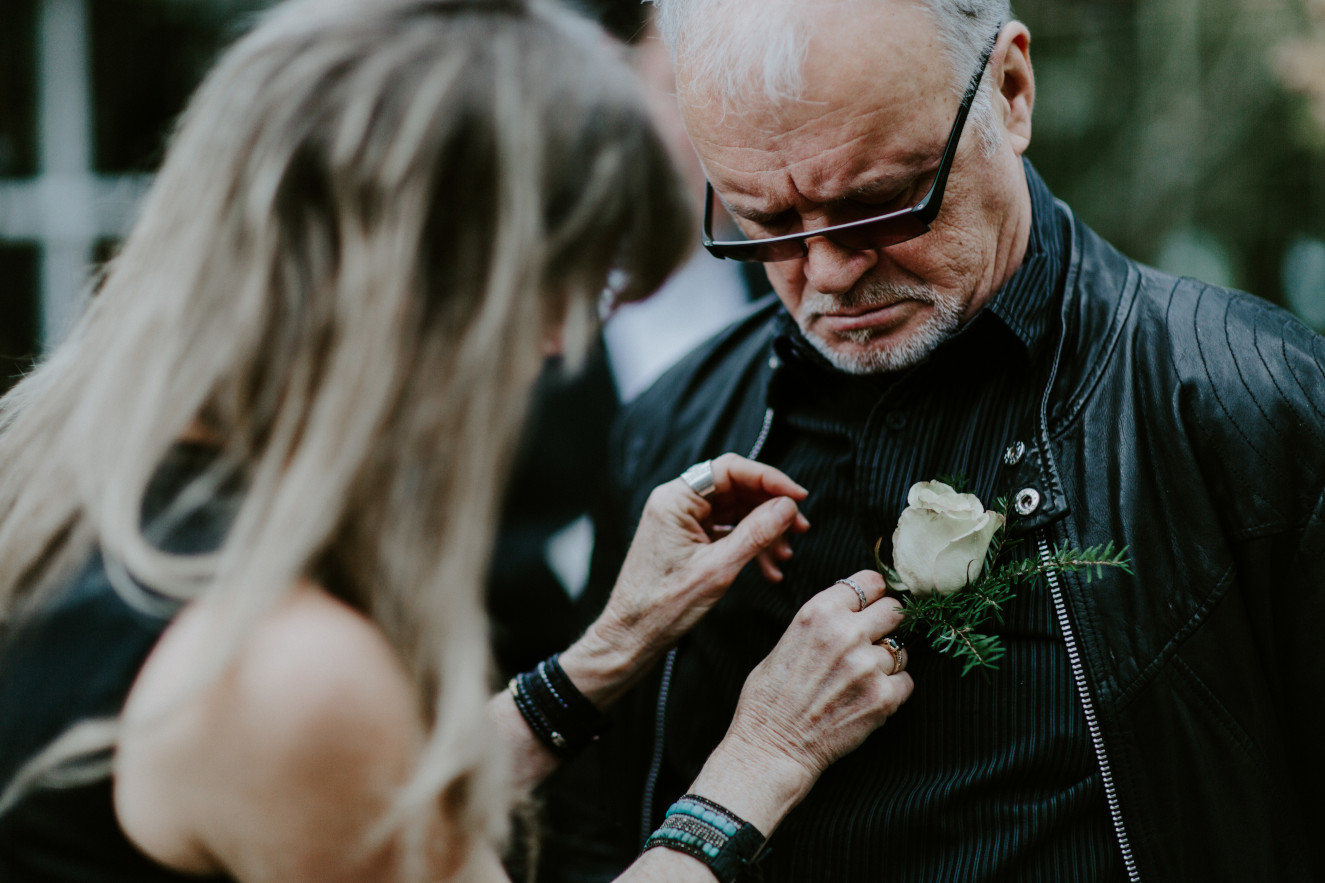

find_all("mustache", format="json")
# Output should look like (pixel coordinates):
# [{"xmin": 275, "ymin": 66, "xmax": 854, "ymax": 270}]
[{"xmin": 800, "ymin": 282, "xmax": 939, "ymax": 316}]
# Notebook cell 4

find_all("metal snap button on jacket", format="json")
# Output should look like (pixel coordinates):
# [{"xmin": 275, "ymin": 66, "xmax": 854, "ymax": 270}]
[{"xmin": 1015, "ymin": 487, "xmax": 1042, "ymax": 515}]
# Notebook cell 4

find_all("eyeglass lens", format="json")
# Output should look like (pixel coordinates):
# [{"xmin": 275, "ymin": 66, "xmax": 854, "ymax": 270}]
[{"xmin": 713, "ymin": 210, "xmax": 931, "ymax": 262}]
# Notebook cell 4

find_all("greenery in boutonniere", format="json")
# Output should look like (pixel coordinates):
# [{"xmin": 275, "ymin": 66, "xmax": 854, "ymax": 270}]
[{"xmin": 874, "ymin": 479, "xmax": 1131, "ymax": 677}]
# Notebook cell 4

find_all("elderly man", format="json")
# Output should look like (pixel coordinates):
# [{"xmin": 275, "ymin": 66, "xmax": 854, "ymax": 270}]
[{"xmin": 547, "ymin": 1, "xmax": 1325, "ymax": 881}]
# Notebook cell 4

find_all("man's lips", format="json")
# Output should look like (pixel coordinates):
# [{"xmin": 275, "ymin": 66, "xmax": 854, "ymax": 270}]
[{"xmin": 817, "ymin": 300, "xmax": 924, "ymax": 333}]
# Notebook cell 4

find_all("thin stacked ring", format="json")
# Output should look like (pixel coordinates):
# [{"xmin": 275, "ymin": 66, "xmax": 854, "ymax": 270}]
[{"xmin": 835, "ymin": 577, "xmax": 869, "ymax": 611}]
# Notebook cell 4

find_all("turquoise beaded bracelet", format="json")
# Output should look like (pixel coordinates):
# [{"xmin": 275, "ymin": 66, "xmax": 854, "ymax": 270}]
[{"xmin": 643, "ymin": 794, "xmax": 767, "ymax": 882}]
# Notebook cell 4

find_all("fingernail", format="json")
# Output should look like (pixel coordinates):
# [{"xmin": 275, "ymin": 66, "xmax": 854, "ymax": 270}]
[{"xmin": 774, "ymin": 496, "xmax": 796, "ymax": 517}]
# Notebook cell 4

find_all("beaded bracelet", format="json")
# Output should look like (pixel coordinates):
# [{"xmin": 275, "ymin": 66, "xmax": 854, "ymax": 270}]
[
  {"xmin": 643, "ymin": 794, "xmax": 767, "ymax": 883},
  {"xmin": 508, "ymin": 653, "xmax": 611, "ymax": 759}
]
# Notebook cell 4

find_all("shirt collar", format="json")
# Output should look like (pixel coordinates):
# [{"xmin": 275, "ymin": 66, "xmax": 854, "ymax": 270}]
[{"xmin": 980, "ymin": 158, "xmax": 1065, "ymax": 357}]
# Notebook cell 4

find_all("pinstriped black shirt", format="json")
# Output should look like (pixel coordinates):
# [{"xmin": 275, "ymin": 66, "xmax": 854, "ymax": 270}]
[{"xmin": 656, "ymin": 162, "xmax": 1126, "ymax": 881}]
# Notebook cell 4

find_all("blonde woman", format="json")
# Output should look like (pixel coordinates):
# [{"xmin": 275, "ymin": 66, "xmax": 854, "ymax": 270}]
[{"xmin": 0, "ymin": 1, "xmax": 914, "ymax": 881}]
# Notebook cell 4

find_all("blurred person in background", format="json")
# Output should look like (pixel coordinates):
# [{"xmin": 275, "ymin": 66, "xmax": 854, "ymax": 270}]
[
  {"xmin": 0, "ymin": 1, "xmax": 918, "ymax": 880},
  {"xmin": 546, "ymin": 0, "xmax": 1325, "ymax": 881},
  {"xmin": 486, "ymin": 0, "xmax": 766, "ymax": 679},
  {"xmin": 591, "ymin": 0, "xmax": 766, "ymax": 402}
]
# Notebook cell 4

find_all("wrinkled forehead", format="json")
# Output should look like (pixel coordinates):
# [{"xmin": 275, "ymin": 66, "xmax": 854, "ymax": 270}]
[{"xmin": 677, "ymin": 0, "xmax": 955, "ymax": 193}]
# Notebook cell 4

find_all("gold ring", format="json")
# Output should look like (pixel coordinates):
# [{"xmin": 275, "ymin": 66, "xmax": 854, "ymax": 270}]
[{"xmin": 877, "ymin": 636, "xmax": 905, "ymax": 675}]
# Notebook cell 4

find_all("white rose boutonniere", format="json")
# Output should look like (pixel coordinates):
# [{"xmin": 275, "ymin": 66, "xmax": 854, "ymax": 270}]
[
  {"xmin": 876, "ymin": 477, "xmax": 1131, "ymax": 676},
  {"xmin": 891, "ymin": 481, "xmax": 1004, "ymax": 596}
]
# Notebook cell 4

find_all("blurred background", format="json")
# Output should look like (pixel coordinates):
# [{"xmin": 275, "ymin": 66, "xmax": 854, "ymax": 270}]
[{"xmin": 2, "ymin": 0, "xmax": 1324, "ymax": 389}]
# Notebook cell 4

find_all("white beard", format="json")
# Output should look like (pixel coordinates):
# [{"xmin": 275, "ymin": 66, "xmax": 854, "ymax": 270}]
[{"xmin": 797, "ymin": 281, "xmax": 965, "ymax": 375}]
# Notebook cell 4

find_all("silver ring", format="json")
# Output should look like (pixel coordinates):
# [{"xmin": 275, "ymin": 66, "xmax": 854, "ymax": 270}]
[
  {"xmin": 877, "ymin": 636, "xmax": 905, "ymax": 676},
  {"xmin": 835, "ymin": 577, "xmax": 869, "ymax": 611},
  {"xmin": 680, "ymin": 460, "xmax": 717, "ymax": 498}
]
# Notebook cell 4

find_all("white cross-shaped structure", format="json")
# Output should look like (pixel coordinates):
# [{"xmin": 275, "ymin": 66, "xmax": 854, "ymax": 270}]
[{"xmin": 0, "ymin": 0, "xmax": 152, "ymax": 349}]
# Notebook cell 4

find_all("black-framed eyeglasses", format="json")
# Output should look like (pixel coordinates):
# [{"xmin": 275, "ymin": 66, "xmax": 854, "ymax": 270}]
[{"xmin": 701, "ymin": 34, "xmax": 999, "ymax": 263}]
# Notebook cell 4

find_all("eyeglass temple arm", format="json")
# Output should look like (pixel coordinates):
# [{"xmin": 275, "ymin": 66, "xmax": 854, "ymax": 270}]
[
  {"xmin": 703, "ymin": 180, "xmax": 719, "ymax": 248},
  {"xmin": 916, "ymin": 35, "xmax": 999, "ymax": 222}
]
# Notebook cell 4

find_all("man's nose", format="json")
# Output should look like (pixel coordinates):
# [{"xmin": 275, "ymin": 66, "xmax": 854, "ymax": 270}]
[{"xmin": 802, "ymin": 236, "xmax": 881, "ymax": 295}]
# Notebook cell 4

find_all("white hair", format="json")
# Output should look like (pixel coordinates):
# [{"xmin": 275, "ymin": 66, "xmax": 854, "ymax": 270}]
[{"xmin": 653, "ymin": 0, "xmax": 1011, "ymax": 155}]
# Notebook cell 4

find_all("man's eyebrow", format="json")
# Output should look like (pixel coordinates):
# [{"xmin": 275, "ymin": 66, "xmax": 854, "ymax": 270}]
[
  {"xmin": 719, "ymin": 165, "xmax": 927, "ymax": 223},
  {"xmin": 841, "ymin": 150, "xmax": 940, "ymax": 202},
  {"xmin": 843, "ymin": 175, "xmax": 913, "ymax": 202},
  {"xmin": 722, "ymin": 200, "xmax": 790, "ymax": 225}
]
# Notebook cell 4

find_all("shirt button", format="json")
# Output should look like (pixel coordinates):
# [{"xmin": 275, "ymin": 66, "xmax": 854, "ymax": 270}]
[
  {"xmin": 1014, "ymin": 487, "xmax": 1042, "ymax": 515},
  {"xmin": 1004, "ymin": 441, "xmax": 1026, "ymax": 466},
  {"xmin": 769, "ymin": 354, "xmax": 781, "ymax": 370},
  {"xmin": 885, "ymin": 412, "xmax": 907, "ymax": 431}
]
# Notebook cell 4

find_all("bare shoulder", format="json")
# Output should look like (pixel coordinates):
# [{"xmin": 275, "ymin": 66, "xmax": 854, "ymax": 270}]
[
  {"xmin": 116, "ymin": 584, "xmax": 422, "ymax": 881},
  {"xmin": 214, "ymin": 584, "xmax": 419, "ymax": 744}
]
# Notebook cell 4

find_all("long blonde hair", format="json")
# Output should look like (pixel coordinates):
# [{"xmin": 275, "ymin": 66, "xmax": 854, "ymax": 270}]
[{"xmin": 0, "ymin": 0, "xmax": 690, "ymax": 875}]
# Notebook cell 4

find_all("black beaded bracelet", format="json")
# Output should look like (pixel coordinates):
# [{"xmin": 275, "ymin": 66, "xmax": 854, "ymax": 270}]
[
  {"xmin": 643, "ymin": 794, "xmax": 767, "ymax": 883},
  {"xmin": 509, "ymin": 653, "xmax": 611, "ymax": 759}
]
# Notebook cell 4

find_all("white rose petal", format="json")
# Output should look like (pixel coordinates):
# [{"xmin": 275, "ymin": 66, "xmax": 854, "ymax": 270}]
[{"xmin": 891, "ymin": 481, "xmax": 1005, "ymax": 596}]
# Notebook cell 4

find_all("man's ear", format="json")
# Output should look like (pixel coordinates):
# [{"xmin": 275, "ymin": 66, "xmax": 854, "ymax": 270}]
[{"xmin": 997, "ymin": 23, "xmax": 1034, "ymax": 156}]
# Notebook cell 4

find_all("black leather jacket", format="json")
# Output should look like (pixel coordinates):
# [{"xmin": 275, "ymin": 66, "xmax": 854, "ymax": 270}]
[{"xmin": 590, "ymin": 207, "xmax": 1325, "ymax": 882}]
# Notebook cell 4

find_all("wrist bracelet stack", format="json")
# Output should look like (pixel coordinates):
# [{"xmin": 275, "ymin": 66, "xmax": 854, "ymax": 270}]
[
  {"xmin": 643, "ymin": 794, "xmax": 767, "ymax": 882},
  {"xmin": 508, "ymin": 653, "xmax": 611, "ymax": 759}
]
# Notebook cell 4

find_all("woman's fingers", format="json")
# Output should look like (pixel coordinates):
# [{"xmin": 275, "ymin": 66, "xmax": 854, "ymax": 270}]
[
  {"xmin": 815, "ymin": 574, "xmax": 909, "ymax": 678},
  {"xmin": 874, "ymin": 635, "xmax": 910, "ymax": 677},
  {"xmin": 830, "ymin": 570, "xmax": 888, "ymax": 611},
  {"xmin": 753, "ymin": 536, "xmax": 796, "ymax": 583},
  {"xmin": 672, "ymin": 456, "xmax": 810, "ymax": 549},
  {"xmin": 860, "ymin": 594, "xmax": 906, "ymax": 641},
  {"xmin": 725, "ymin": 580, "xmax": 916, "ymax": 779},
  {"xmin": 703, "ymin": 496, "xmax": 802, "ymax": 586},
  {"xmin": 664, "ymin": 455, "xmax": 812, "ymax": 584},
  {"xmin": 707, "ymin": 454, "xmax": 808, "ymax": 502},
  {"xmin": 832, "ymin": 571, "xmax": 904, "ymax": 638},
  {"xmin": 832, "ymin": 572, "xmax": 908, "ymax": 673},
  {"xmin": 756, "ymin": 550, "xmax": 783, "ymax": 583},
  {"xmin": 595, "ymin": 462, "xmax": 809, "ymax": 673},
  {"xmin": 711, "ymin": 453, "xmax": 808, "ymax": 500}
]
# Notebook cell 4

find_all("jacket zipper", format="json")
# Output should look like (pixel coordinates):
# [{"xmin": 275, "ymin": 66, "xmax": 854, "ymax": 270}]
[
  {"xmin": 638, "ymin": 647, "xmax": 677, "ymax": 847},
  {"xmin": 639, "ymin": 406, "xmax": 777, "ymax": 846},
  {"xmin": 1038, "ymin": 531, "xmax": 1140, "ymax": 881}
]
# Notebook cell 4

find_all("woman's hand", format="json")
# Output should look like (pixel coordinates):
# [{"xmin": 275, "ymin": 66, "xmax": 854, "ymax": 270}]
[
  {"xmin": 598, "ymin": 454, "xmax": 808, "ymax": 655},
  {"xmin": 561, "ymin": 454, "xmax": 809, "ymax": 706},
  {"xmin": 686, "ymin": 570, "xmax": 912, "ymax": 835}
]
